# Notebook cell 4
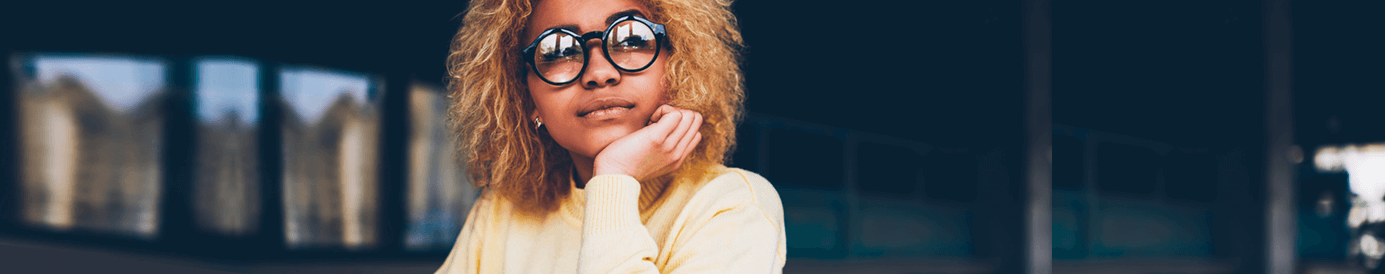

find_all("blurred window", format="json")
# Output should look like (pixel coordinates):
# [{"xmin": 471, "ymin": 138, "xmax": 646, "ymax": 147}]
[
  {"xmin": 404, "ymin": 83, "xmax": 476, "ymax": 251},
  {"xmin": 279, "ymin": 66, "xmax": 381, "ymax": 250},
  {"xmin": 15, "ymin": 54, "xmax": 168, "ymax": 239},
  {"xmin": 193, "ymin": 58, "xmax": 261, "ymax": 236}
]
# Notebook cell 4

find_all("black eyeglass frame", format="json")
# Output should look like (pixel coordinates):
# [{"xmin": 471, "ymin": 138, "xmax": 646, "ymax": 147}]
[{"xmin": 521, "ymin": 15, "xmax": 667, "ymax": 86}]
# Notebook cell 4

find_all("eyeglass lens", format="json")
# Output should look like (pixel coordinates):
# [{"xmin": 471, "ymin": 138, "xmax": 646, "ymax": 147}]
[
  {"xmin": 534, "ymin": 32, "xmax": 586, "ymax": 84},
  {"xmin": 532, "ymin": 19, "xmax": 658, "ymax": 84},
  {"xmin": 605, "ymin": 20, "xmax": 659, "ymax": 71}
]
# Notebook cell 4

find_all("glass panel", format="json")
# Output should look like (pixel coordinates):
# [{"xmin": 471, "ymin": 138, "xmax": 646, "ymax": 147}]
[
  {"xmin": 855, "ymin": 199, "xmax": 972, "ymax": 257},
  {"xmin": 780, "ymin": 188, "xmax": 848, "ymax": 259},
  {"xmin": 1052, "ymin": 134, "xmax": 1085, "ymax": 190},
  {"xmin": 764, "ymin": 128, "xmax": 844, "ymax": 190},
  {"xmin": 855, "ymin": 142, "xmax": 921, "ymax": 198},
  {"xmin": 855, "ymin": 142, "xmax": 972, "ymax": 258},
  {"xmin": 14, "ymin": 54, "xmax": 167, "ymax": 239},
  {"xmin": 1092, "ymin": 197, "xmax": 1212, "ymax": 257},
  {"xmin": 279, "ymin": 66, "xmax": 381, "ymax": 250},
  {"xmin": 1096, "ymin": 142, "xmax": 1159, "ymax": 196},
  {"xmin": 193, "ymin": 58, "xmax": 261, "ymax": 236},
  {"xmin": 768, "ymin": 128, "xmax": 848, "ymax": 259},
  {"xmin": 404, "ymin": 83, "xmax": 477, "ymax": 251}
]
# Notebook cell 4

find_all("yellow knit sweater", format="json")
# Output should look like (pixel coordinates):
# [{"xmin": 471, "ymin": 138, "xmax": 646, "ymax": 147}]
[{"xmin": 434, "ymin": 166, "xmax": 786, "ymax": 274}]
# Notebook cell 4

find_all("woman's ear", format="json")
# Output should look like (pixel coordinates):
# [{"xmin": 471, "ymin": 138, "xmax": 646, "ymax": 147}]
[{"xmin": 531, "ymin": 110, "xmax": 544, "ymax": 131}]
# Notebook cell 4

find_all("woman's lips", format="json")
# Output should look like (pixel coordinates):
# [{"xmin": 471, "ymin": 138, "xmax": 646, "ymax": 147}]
[
  {"xmin": 582, "ymin": 106, "xmax": 632, "ymax": 120},
  {"xmin": 577, "ymin": 97, "xmax": 637, "ymax": 118}
]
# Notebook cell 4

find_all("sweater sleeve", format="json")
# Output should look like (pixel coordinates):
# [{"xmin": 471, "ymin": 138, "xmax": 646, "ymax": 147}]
[{"xmin": 579, "ymin": 174, "xmax": 781, "ymax": 274}]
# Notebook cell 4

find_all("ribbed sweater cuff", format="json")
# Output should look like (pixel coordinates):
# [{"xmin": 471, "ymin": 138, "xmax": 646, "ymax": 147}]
[{"xmin": 583, "ymin": 174, "xmax": 643, "ymax": 235}]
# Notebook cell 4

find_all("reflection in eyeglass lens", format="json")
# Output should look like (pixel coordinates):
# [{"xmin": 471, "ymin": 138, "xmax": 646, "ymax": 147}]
[
  {"xmin": 537, "ymin": 33, "xmax": 584, "ymax": 83},
  {"xmin": 607, "ymin": 21, "xmax": 656, "ymax": 70}
]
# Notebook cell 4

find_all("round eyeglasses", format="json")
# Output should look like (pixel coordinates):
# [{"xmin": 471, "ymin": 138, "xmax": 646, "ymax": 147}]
[{"xmin": 522, "ymin": 15, "xmax": 666, "ymax": 85}]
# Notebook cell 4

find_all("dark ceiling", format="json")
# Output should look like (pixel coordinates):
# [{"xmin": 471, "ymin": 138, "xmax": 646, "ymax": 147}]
[
  {"xmin": 1053, "ymin": 0, "xmax": 1385, "ymax": 148},
  {"xmin": 4, "ymin": 0, "xmax": 1028, "ymax": 150},
  {"xmin": 1053, "ymin": 0, "xmax": 1266, "ymax": 148},
  {"xmin": 5, "ymin": 1, "xmax": 466, "ymax": 83}
]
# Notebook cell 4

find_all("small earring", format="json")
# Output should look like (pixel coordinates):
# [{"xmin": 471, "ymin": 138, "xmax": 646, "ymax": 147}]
[{"xmin": 534, "ymin": 117, "xmax": 543, "ymax": 130}]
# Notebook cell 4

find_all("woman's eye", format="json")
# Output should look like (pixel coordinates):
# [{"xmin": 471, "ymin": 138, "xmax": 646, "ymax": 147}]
[
  {"xmin": 540, "ymin": 47, "xmax": 581, "ymax": 61},
  {"xmin": 615, "ymin": 36, "xmax": 648, "ymax": 49}
]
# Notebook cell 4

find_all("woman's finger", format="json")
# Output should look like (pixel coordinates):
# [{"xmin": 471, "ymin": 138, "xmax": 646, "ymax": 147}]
[
  {"xmin": 665, "ymin": 109, "xmax": 697, "ymax": 150},
  {"xmin": 672, "ymin": 112, "xmax": 702, "ymax": 155},
  {"xmin": 679, "ymin": 110, "xmax": 701, "ymax": 147},
  {"xmin": 671, "ymin": 132, "xmax": 701, "ymax": 172},
  {"xmin": 646, "ymin": 106, "xmax": 683, "ymax": 136},
  {"xmin": 685, "ymin": 132, "xmax": 703, "ymax": 159},
  {"xmin": 648, "ymin": 105, "xmax": 676, "ymax": 125}
]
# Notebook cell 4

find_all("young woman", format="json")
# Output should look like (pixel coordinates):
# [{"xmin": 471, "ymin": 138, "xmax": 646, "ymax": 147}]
[{"xmin": 434, "ymin": 0, "xmax": 785, "ymax": 273}]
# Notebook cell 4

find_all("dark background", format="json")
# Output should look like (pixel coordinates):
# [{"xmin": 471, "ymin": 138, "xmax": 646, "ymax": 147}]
[
  {"xmin": 1, "ymin": 0, "xmax": 1032, "ymax": 273},
  {"xmin": 1051, "ymin": 0, "xmax": 1385, "ymax": 273},
  {"xmin": 8, "ymin": 0, "xmax": 1381, "ymax": 273}
]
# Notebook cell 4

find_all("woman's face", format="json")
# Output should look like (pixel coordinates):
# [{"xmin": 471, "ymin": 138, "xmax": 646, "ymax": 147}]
[{"xmin": 525, "ymin": 0, "xmax": 670, "ymax": 159}]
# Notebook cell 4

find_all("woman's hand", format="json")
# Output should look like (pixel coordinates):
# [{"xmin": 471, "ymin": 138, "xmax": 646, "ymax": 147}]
[{"xmin": 592, "ymin": 105, "xmax": 703, "ymax": 182}]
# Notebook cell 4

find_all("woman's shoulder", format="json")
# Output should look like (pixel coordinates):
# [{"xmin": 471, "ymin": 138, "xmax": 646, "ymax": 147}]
[
  {"xmin": 683, "ymin": 167, "xmax": 784, "ymax": 223},
  {"xmin": 465, "ymin": 189, "xmax": 513, "ymax": 222}
]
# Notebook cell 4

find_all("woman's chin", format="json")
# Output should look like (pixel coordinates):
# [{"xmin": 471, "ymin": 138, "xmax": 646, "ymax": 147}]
[{"xmin": 567, "ymin": 124, "xmax": 642, "ymax": 159}]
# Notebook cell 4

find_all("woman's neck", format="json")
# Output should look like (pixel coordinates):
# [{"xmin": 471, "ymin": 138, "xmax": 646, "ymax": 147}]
[{"xmin": 571, "ymin": 153, "xmax": 595, "ymax": 189}]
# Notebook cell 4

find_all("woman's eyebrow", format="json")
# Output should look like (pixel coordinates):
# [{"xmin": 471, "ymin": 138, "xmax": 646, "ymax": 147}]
[
  {"xmin": 549, "ymin": 24, "xmax": 581, "ymax": 33},
  {"xmin": 541, "ymin": 9, "xmax": 642, "ymax": 35},
  {"xmin": 605, "ymin": 9, "xmax": 644, "ymax": 25}
]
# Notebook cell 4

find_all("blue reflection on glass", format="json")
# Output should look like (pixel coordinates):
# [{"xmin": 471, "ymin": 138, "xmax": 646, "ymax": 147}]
[
  {"xmin": 280, "ymin": 68, "xmax": 370, "ymax": 123},
  {"xmin": 196, "ymin": 59, "xmax": 259, "ymax": 123},
  {"xmin": 34, "ymin": 56, "xmax": 164, "ymax": 112}
]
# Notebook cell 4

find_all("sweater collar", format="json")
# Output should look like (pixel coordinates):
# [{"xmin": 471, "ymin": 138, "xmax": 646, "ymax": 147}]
[{"xmin": 561, "ymin": 170, "xmax": 673, "ymax": 222}]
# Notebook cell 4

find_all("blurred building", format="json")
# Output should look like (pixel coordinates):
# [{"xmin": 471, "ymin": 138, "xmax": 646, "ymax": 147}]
[
  {"xmin": 279, "ymin": 68, "xmax": 382, "ymax": 250},
  {"xmin": 15, "ymin": 55, "xmax": 167, "ymax": 240},
  {"xmin": 193, "ymin": 59, "xmax": 261, "ymax": 237},
  {"xmin": 405, "ymin": 83, "xmax": 476, "ymax": 251}
]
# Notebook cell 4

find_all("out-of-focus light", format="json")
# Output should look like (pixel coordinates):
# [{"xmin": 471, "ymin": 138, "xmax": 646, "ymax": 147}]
[
  {"xmin": 1348, "ymin": 155, "xmax": 1385, "ymax": 201},
  {"xmin": 1365, "ymin": 234, "xmax": 1385, "ymax": 269},
  {"xmin": 1315, "ymin": 147, "xmax": 1345, "ymax": 172},
  {"xmin": 1315, "ymin": 144, "xmax": 1385, "ymax": 172},
  {"xmin": 1323, "ymin": 145, "xmax": 1385, "ymax": 224},
  {"xmin": 1289, "ymin": 145, "xmax": 1304, "ymax": 164},
  {"xmin": 1318, "ymin": 191, "xmax": 1335, "ymax": 218},
  {"xmin": 1320, "ymin": 143, "xmax": 1385, "ymax": 268}
]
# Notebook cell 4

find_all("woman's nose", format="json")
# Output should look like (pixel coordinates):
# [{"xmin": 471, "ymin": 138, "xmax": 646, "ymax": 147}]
[{"xmin": 580, "ymin": 40, "xmax": 621, "ymax": 89}]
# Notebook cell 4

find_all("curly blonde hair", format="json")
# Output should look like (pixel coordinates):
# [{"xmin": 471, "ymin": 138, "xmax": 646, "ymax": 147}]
[{"xmin": 448, "ymin": 0, "xmax": 745, "ymax": 216}]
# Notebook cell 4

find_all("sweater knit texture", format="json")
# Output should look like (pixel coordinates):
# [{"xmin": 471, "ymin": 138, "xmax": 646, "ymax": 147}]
[{"xmin": 434, "ymin": 166, "xmax": 786, "ymax": 274}]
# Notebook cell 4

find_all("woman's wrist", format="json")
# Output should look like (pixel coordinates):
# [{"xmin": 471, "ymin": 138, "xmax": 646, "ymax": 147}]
[{"xmin": 592, "ymin": 164, "xmax": 637, "ymax": 182}]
